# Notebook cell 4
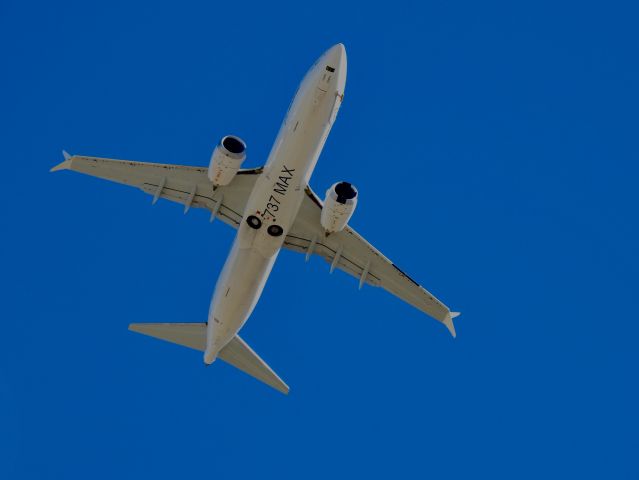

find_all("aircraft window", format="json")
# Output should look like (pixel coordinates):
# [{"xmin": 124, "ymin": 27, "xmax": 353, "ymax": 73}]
[{"xmin": 326, "ymin": 66, "xmax": 335, "ymax": 72}]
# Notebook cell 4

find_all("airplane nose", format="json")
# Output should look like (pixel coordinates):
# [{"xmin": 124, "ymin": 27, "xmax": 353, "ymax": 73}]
[
  {"xmin": 326, "ymin": 43, "xmax": 346, "ymax": 63},
  {"xmin": 331, "ymin": 43, "xmax": 345, "ymax": 55}
]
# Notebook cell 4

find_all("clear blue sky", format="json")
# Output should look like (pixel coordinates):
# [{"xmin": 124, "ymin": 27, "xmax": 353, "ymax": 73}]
[{"xmin": 1, "ymin": 0, "xmax": 638, "ymax": 478}]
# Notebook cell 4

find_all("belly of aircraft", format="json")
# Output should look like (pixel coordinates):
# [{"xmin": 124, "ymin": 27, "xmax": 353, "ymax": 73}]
[
  {"xmin": 205, "ymin": 80, "xmax": 338, "ymax": 362},
  {"xmin": 207, "ymin": 237, "xmax": 277, "ymax": 354}
]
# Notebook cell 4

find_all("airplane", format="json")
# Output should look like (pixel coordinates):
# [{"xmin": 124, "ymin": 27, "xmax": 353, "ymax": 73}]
[{"xmin": 51, "ymin": 43, "xmax": 460, "ymax": 395}]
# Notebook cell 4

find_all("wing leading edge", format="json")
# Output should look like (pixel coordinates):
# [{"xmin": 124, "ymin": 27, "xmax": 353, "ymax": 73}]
[{"xmin": 284, "ymin": 186, "xmax": 460, "ymax": 336}]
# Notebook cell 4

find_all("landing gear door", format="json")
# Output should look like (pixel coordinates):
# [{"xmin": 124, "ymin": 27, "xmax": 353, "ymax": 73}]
[{"xmin": 329, "ymin": 91, "xmax": 344, "ymax": 124}]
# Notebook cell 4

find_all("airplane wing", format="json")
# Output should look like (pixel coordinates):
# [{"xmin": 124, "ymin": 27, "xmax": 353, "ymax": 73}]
[
  {"xmin": 51, "ymin": 153, "xmax": 459, "ymax": 334},
  {"xmin": 51, "ymin": 153, "xmax": 262, "ymax": 227},
  {"xmin": 128, "ymin": 322, "xmax": 289, "ymax": 394},
  {"xmin": 284, "ymin": 186, "xmax": 460, "ymax": 336}
]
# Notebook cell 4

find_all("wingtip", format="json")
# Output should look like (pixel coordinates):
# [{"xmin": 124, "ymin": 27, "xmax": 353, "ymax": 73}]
[
  {"xmin": 50, "ymin": 150, "xmax": 73, "ymax": 172},
  {"xmin": 443, "ymin": 311, "xmax": 459, "ymax": 338},
  {"xmin": 50, "ymin": 160, "xmax": 71, "ymax": 172}
]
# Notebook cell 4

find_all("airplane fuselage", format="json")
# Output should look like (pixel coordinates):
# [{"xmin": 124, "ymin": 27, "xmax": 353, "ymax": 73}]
[{"xmin": 204, "ymin": 44, "xmax": 347, "ymax": 363}]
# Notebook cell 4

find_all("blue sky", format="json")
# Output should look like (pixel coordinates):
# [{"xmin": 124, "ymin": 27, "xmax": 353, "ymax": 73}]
[{"xmin": 1, "ymin": 0, "xmax": 638, "ymax": 478}]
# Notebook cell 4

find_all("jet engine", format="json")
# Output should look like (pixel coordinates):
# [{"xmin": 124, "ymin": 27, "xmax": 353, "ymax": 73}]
[
  {"xmin": 208, "ymin": 135, "xmax": 247, "ymax": 186},
  {"xmin": 320, "ymin": 181, "xmax": 358, "ymax": 233}
]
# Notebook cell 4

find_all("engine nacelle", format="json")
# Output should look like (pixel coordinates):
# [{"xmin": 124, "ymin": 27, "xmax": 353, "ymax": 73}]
[
  {"xmin": 320, "ymin": 181, "xmax": 358, "ymax": 233},
  {"xmin": 208, "ymin": 135, "xmax": 247, "ymax": 186}
]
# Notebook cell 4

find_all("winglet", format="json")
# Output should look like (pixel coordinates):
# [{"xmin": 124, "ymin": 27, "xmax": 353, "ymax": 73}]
[
  {"xmin": 50, "ymin": 150, "xmax": 73, "ymax": 172},
  {"xmin": 443, "ymin": 311, "xmax": 461, "ymax": 338}
]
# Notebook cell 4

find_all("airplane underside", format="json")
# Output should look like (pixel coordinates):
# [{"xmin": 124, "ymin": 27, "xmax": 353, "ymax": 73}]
[{"xmin": 51, "ymin": 43, "xmax": 459, "ymax": 394}]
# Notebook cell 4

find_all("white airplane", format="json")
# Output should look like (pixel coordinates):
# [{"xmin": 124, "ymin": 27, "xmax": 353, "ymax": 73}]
[{"xmin": 51, "ymin": 43, "xmax": 460, "ymax": 394}]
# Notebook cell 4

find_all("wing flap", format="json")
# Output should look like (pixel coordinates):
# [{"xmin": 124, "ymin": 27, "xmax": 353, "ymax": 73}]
[{"xmin": 128, "ymin": 323, "xmax": 288, "ymax": 394}]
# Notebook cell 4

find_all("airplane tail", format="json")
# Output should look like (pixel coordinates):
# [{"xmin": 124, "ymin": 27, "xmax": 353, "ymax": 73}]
[{"xmin": 128, "ymin": 323, "xmax": 289, "ymax": 395}]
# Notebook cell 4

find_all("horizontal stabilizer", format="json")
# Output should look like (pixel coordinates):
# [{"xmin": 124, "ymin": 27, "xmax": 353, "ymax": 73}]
[
  {"xmin": 129, "ymin": 323, "xmax": 289, "ymax": 394},
  {"xmin": 129, "ymin": 322, "xmax": 205, "ymax": 350}
]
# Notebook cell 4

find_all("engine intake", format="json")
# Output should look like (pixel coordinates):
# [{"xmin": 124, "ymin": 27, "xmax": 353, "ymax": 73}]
[
  {"xmin": 208, "ymin": 135, "xmax": 247, "ymax": 186},
  {"xmin": 320, "ymin": 181, "xmax": 358, "ymax": 233}
]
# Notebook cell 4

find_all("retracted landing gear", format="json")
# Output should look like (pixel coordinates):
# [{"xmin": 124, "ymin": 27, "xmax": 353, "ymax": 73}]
[
  {"xmin": 267, "ymin": 224, "xmax": 284, "ymax": 237},
  {"xmin": 246, "ymin": 215, "xmax": 262, "ymax": 229}
]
